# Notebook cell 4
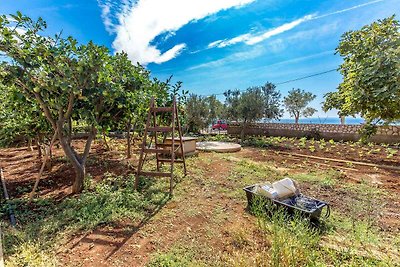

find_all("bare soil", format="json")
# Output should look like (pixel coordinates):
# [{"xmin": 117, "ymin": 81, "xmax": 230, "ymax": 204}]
[{"xmin": 0, "ymin": 138, "xmax": 399, "ymax": 266}]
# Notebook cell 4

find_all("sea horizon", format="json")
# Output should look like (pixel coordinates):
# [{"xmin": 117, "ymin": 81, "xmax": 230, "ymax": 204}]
[{"xmin": 270, "ymin": 117, "xmax": 364, "ymax": 125}]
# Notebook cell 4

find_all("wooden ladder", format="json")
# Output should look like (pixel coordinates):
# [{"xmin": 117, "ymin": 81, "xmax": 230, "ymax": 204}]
[{"xmin": 135, "ymin": 97, "xmax": 187, "ymax": 194}]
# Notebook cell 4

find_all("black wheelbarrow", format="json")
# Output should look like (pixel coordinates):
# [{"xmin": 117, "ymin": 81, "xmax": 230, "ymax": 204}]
[{"xmin": 243, "ymin": 184, "xmax": 330, "ymax": 222}]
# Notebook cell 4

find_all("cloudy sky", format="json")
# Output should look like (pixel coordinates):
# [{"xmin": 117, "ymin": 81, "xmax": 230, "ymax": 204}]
[{"xmin": 1, "ymin": 0, "xmax": 399, "ymax": 119}]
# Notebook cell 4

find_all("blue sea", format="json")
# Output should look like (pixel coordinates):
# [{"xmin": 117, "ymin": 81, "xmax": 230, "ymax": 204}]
[{"xmin": 270, "ymin": 117, "xmax": 364, "ymax": 125}]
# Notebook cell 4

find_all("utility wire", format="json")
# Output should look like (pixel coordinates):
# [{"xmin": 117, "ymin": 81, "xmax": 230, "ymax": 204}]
[
  {"xmin": 275, "ymin": 68, "xmax": 337, "ymax": 85},
  {"xmin": 201, "ymin": 68, "xmax": 338, "ymax": 97}
]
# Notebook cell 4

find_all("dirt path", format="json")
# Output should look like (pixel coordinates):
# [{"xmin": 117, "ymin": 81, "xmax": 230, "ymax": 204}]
[{"xmin": 57, "ymin": 153, "xmax": 258, "ymax": 266}]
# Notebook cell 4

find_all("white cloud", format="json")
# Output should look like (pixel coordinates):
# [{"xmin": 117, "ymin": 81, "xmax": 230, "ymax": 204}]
[
  {"xmin": 207, "ymin": 15, "xmax": 314, "ymax": 49},
  {"xmin": 313, "ymin": 0, "xmax": 384, "ymax": 19},
  {"xmin": 189, "ymin": 45, "xmax": 265, "ymax": 70},
  {"xmin": 98, "ymin": 1, "xmax": 114, "ymax": 34},
  {"xmin": 247, "ymin": 15, "xmax": 314, "ymax": 45},
  {"xmin": 208, "ymin": 33, "xmax": 251, "ymax": 48},
  {"xmin": 207, "ymin": 0, "xmax": 383, "ymax": 49},
  {"xmin": 99, "ymin": 0, "xmax": 255, "ymax": 65}
]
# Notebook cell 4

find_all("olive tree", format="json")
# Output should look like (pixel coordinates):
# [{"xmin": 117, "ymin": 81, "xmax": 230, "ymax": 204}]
[
  {"xmin": 261, "ymin": 82, "xmax": 283, "ymax": 121},
  {"xmin": 206, "ymin": 95, "xmax": 225, "ymax": 125},
  {"xmin": 223, "ymin": 89, "xmax": 241, "ymax": 122},
  {"xmin": 283, "ymin": 88, "xmax": 316, "ymax": 124},
  {"xmin": 184, "ymin": 94, "xmax": 209, "ymax": 133},
  {"xmin": 224, "ymin": 83, "xmax": 283, "ymax": 141},
  {"xmin": 323, "ymin": 16, "xmax": 400, "ymax": 136}
]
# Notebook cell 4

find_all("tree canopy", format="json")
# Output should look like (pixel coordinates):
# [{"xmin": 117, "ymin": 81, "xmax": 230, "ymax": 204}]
[
  {"xmin": 224, "ymin": 82, "xmax": 283, "ymax": 140},
  {"xmin": 185, "ymin": 94, "xmax": 209, "ymax": 133},
  {"xmin": 260, "ymin": 82, "xmax": 283, "ymax": 121},
  {"xmin": 0, "ymin": 13, "xmax": 176, "ymax": 193},
  {"xmin": 283, "ymin": 88, "xmax": 316, "ymax": 124},
  {"xmin": 323, "ymin": 15, "xmax": 400, "ymax": 126},
  {"xmin": 184, "ymin": 94, "xmax": 224, "ymax": 133},
  {"xmin": 224, "ymin": 82, "xmax": 282, "ymax": 124}
]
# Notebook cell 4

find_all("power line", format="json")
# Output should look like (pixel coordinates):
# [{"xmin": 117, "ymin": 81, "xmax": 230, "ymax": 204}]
[
  {"xmin": 275, "ymin": 68, "xmax": 337, "ymax": 85},
  {"xmin": 201, "ymin": 68, "xmax": 338, "ymax": 97}
]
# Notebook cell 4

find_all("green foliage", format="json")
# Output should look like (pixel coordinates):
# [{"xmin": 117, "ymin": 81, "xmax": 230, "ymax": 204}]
[
  {"xmin": 237, "ymin": 87, "xmax": 265, "ymax": 124},
  {"xmin": 260, "ymin": 82, "xmax": 284, "ymax": 121},
  {"xmin": 283, "ymin": 88, "xmax": 317, "ymax": 123},
  {"xmin": 147, "ymin": 250, "xmax": 194, "ymax": 267},
  {"xmin": 250, "ymin": 198, "xmax": 321, "ymax": 267},
  {"xmin": 223, "ymin": 89, "xmax": 241, "ymax": 122},
  {"xmin": 224, "ymin": 82, "xmax": 283, "ymax": 124},
  {"xmin": 184, "ymin": 94, "xmax": 210, "ymax": 133},
  {"xmin": 206, "ymin": 95, "xmax": 225, "ymax": 124},
  {"xmin": 0, "ymin": 83, "xmax": 52, "ymax": 147},
  {"xmin": 224, "ymin": 83, "xmax": 283, "ymax": 141},
  {"xmin": 184, "ymin": 94, "xmax": 224, "ymax": 133},
  {"xmin": 1, "ymin": 173, "xmax": 169, "ymax": 266},
  {"xmin": 0, "ymin": 12, "xmax": 176, "ymax": 191},
  {"xmin": 324, "ymin": 15, "xmax": 400, "ymax": 134}
]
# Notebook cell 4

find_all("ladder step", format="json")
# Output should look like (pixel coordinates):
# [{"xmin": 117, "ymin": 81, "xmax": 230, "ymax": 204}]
[
  {"xmin": 138, "ymin": 171, "xmax": 171, "ymax": 177},
  {"xmin": 155, "ymin": 143, "xmax": 174, "ymax": 147},
  {"xmin": 158, "ymin": 158, "xmax": 184, "ymax": 163},
  {"xmin": 147, "ymin": 127, "xmax": 173, "ymax": 132},
  {"xmin": 144, "ymin": 148, "xmax": 169, "ymax": 153},
  {"xmin": 150, "ymin": 107, "xmax": 174, "ymax": 112}
]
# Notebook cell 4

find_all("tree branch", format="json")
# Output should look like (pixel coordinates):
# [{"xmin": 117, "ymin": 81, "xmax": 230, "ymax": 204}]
[
  {"xmin": 81, "ymin": 125, "xmax": 97, "ymax": 164},
  {"xmin": 64, "ymin": 92, "xmax": 75, "ymax": 120},
  {"xmin": 32, "ymin": 91, "xmax": 57, "ymax": 130}
]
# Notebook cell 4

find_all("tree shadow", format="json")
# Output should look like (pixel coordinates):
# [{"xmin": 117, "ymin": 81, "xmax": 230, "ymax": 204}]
[
  {"xmin": 57, "ymin": 174, "xmax": 173, "ymax": 261},
  {"xmin": 59, "ymin": 167, "xmax": 187, "ymax": 262}
]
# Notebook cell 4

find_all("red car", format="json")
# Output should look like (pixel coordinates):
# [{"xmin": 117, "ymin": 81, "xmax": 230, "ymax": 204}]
[{"xmin": 212, "ymin": 120, "xmax": 228, "ymax": 130}]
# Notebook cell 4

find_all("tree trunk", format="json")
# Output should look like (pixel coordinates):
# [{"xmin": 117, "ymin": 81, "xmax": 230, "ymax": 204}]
[
  {"xmin": 72, "ymin": 164, "xmax": 85, "ymax": 193},
  {"xmin": 67, "ymin": 117, "xmax": 72, "ymax": 145},
  {"xmin": 240, "ymin": 120, "xmax": 247, "ymax": 144},
  {"xmin": 295, "ymin": 116, "xmax": 299, "ymax": 124},
  {"xmin": 27, "ymin": 138, "xmax": 34, "ymax": 151},
  {"xmin": 340, "ymin": 116, "xmax": 345, "ymax": 125},
  {"xmin": 56, "ymin": 120, "xmax": 96, "ymax": 194},
  {"xmin": 37, "ymin": 136, "xmax": 42, "ymax": 158},
  {"xmin": 127, "ymin": 120, "xmax": 132, "ymax": 159},
  {"xmin": 29, "ymin": 131, "xmax": 58, "ymax": 202}
]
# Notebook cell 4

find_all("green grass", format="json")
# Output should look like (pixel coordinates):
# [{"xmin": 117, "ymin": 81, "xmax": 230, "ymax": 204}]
[
  {"xmin": 147, "ymin": 246, "xmax": 208, "ymax": 267},
  {"xmin": 1, "ymin": 173, "xmax": 170, "ymax": 266},
  {"xmin": 291, "ymin": 169, "xmax": 344, "ymax": 188},
  {"xmin": 217, "ymin": 156, "xmax": 398, "ymax": 267},
  {"xmin": 237, "ymin": 196, "xmax": 397, "ymax": 267},
  {"xmin": 2, "ymin": 146, "xmax": 398, "ymax": 266}
]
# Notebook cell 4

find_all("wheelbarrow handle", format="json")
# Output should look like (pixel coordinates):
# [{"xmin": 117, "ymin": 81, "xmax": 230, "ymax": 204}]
[{"xmin": 322, "ymin": 204, "xmax": 330, "ymax": 219}]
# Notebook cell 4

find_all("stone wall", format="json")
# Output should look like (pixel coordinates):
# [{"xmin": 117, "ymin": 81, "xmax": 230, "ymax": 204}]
[{"xmin": 227, "ymin": 123, "xmax": 400, "ymax": 144}]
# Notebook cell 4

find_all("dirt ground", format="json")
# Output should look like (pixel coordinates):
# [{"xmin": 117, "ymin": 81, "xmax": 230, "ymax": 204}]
[{"xmin": 0, "ymin": 138, "xmax": 399, "ymax": 266}]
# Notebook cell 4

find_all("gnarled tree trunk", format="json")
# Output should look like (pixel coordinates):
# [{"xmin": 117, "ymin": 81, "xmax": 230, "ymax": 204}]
[{"xmin": 57, "ymin": 120, "xmax": 97, "ymax": 194}]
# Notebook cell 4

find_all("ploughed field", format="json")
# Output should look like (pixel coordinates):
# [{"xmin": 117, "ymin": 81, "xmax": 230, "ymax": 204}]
[{"xmin": 0, "ymin": 136, "xmax": 399, "ymax": 266}]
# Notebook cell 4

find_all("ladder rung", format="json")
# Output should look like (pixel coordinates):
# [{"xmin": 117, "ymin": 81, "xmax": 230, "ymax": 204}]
[
  {"xmin": 144, "ymin": 148, "xmax": 169, "ymax": 154},
  {"xmin": 158, "ymin": 158, "xmax": 184, "ymax": 163},
  {"xmin": 138, "ymin": 171, "xmax": 171, "ymax": 177},
  {"xmin": 151, "ymin": 107, "xmax": 174, "ymax": 112},
  {"xmin": 147, "ymin": 127, "xmax": 173, "ymax": 132},
  {"xmin": 155, "ymin": 143, "xmax": 173, "ymax": 147}
]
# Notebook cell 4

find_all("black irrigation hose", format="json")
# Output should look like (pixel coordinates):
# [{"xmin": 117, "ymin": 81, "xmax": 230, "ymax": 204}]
[{"xmin": 0, "ymin": 168, "xmax": 16, "ymax": 227}]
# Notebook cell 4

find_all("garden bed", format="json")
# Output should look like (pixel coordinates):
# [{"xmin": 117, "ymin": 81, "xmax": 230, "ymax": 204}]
[{"xmin": 0, "ymin": 137, "xmax": 399, "ymax": 266}]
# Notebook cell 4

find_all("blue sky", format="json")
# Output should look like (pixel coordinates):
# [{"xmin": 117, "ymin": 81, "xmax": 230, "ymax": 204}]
[{"xmin": 1, "ymin": 0, "xmax": 399, "ymax": 119}]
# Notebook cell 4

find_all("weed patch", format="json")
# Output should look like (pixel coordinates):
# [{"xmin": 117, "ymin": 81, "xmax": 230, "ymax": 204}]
[{"xmin": 1, "ymin": 173, "xmax": 169, "ymax": 266}]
